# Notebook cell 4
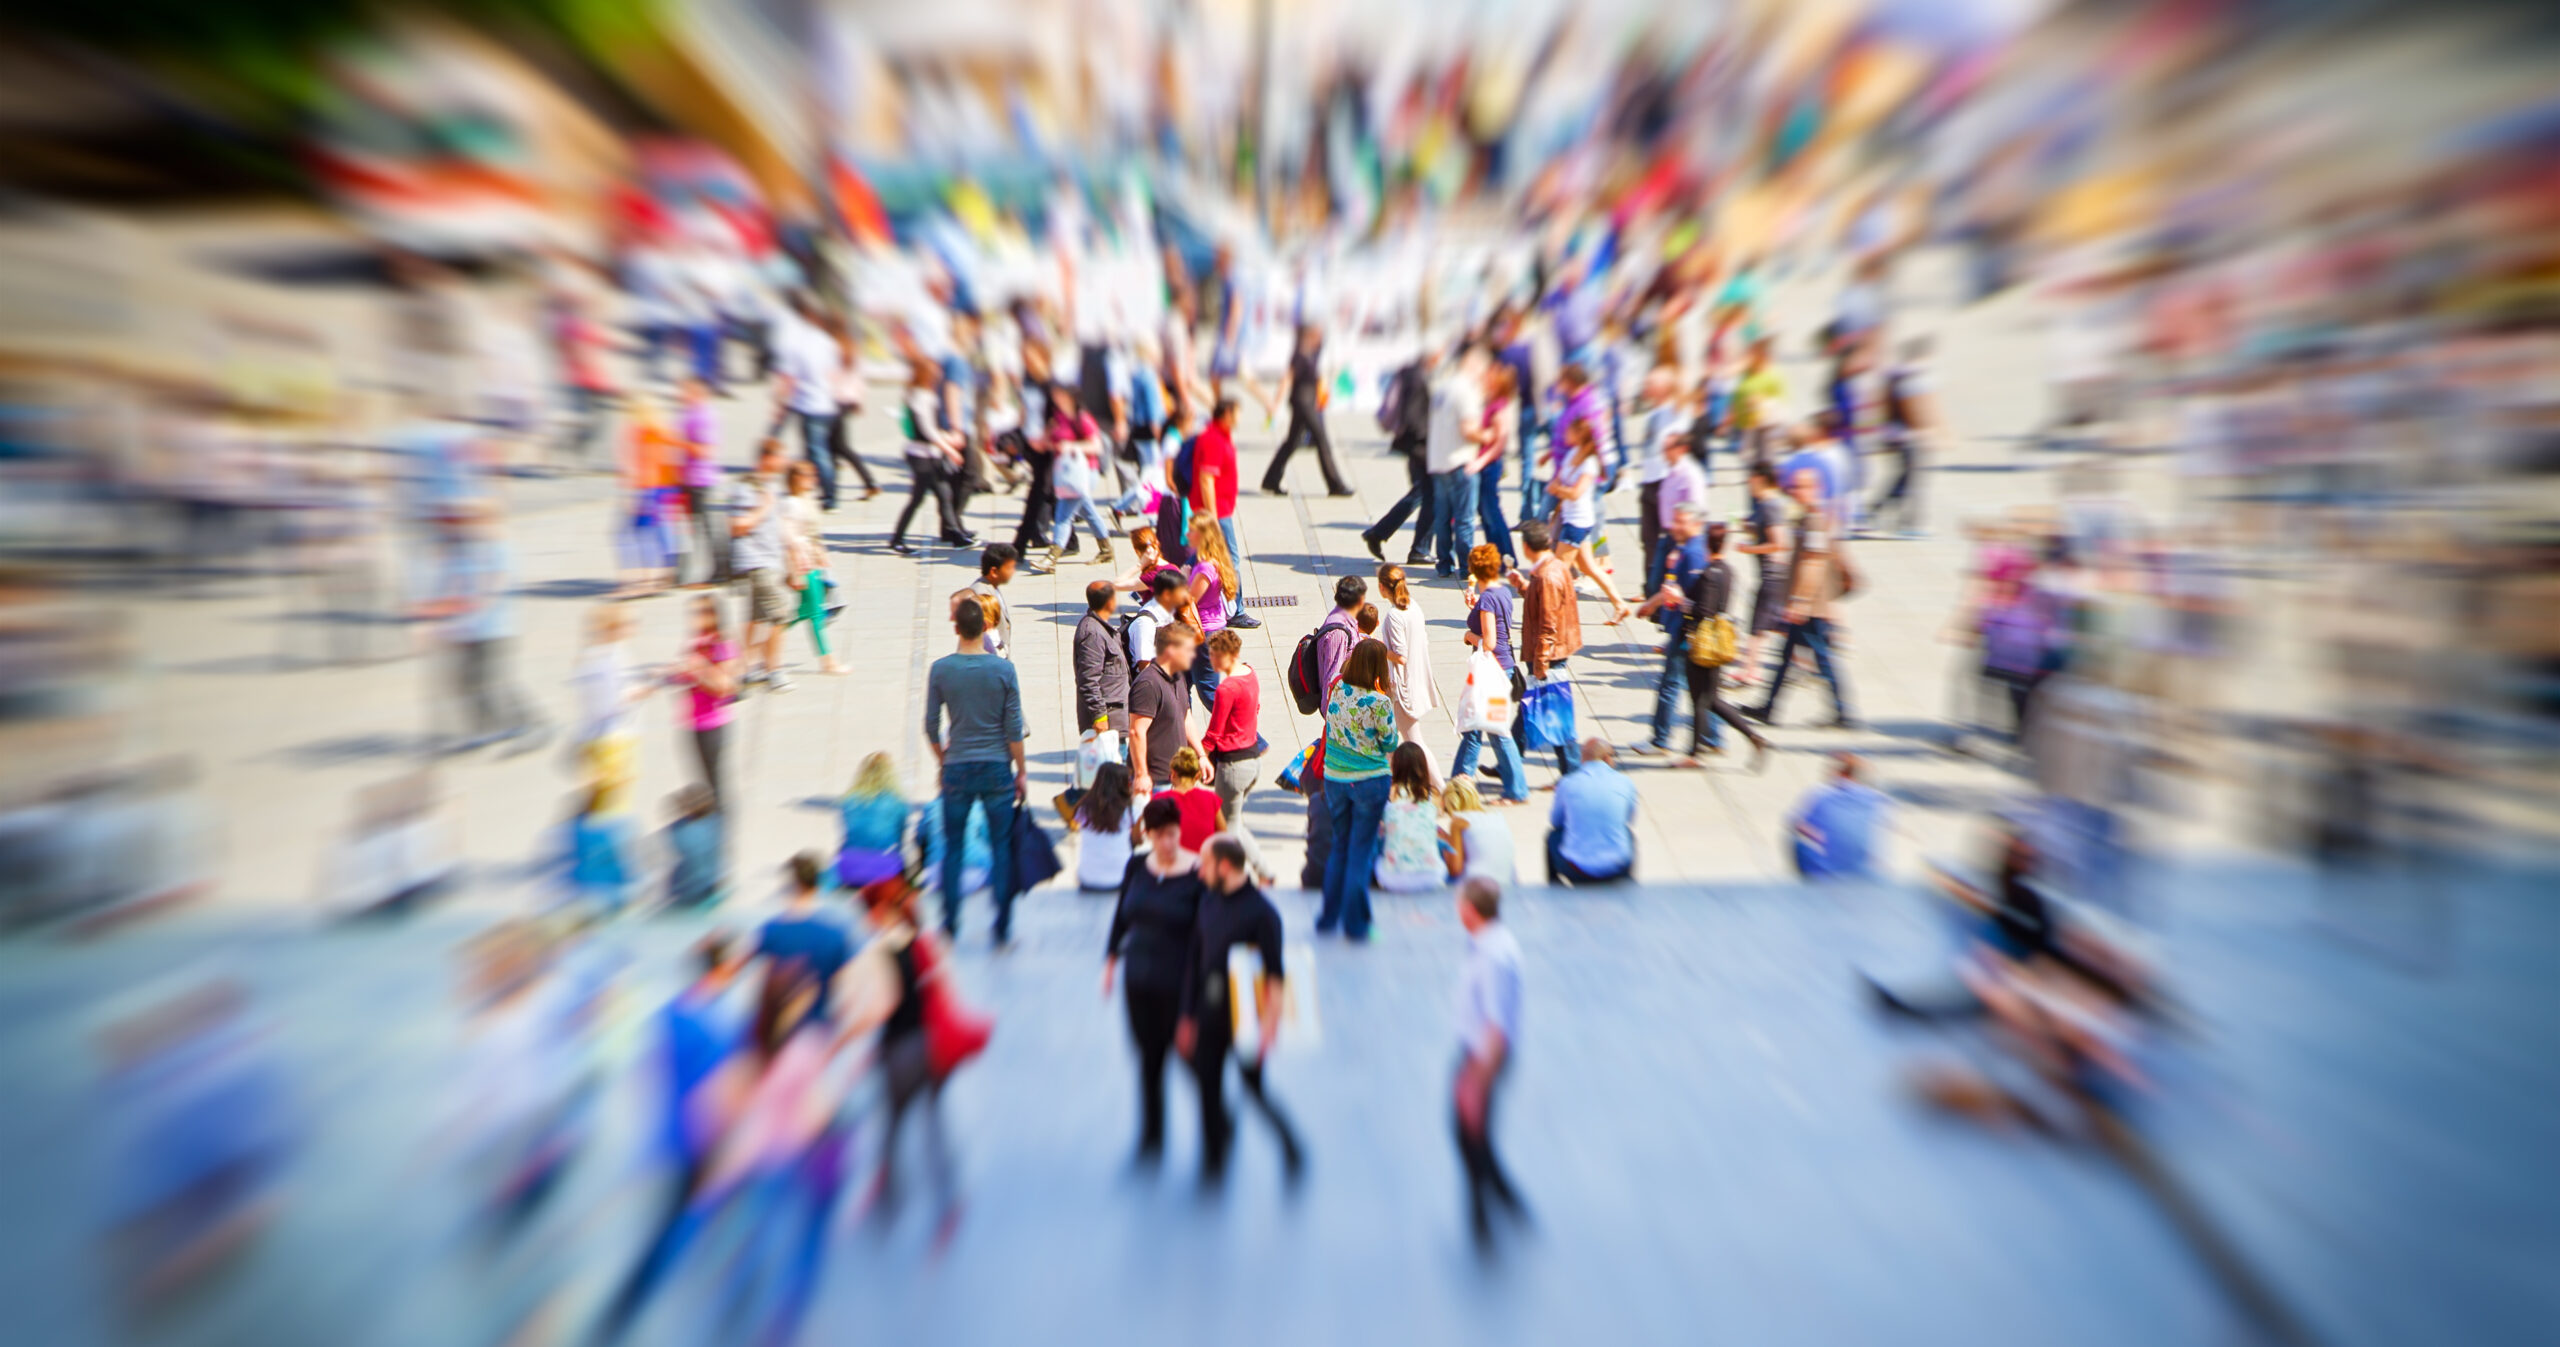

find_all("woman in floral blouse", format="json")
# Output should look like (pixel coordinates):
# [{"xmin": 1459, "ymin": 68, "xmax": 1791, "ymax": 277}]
[{"xmin": 1320, "ymin": 638, "xmax": 1402, "ymax": 940}]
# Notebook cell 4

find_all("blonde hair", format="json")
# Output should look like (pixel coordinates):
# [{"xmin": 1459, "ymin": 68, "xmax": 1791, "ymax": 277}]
[
  {"xmin": 1440, "ymin": 775, "xmax": 1485, "ymax": 814},
  {"xmin": 849, "ymin": 752, "xmax": 900, "ymax": 800},
  {"xmin": 1188, "ymin": 515, "xmax": 1239, "ymax": 607},
  {"xmin": 1170, "ymin": 745, "xmax": 1204, "ymax": 785}
]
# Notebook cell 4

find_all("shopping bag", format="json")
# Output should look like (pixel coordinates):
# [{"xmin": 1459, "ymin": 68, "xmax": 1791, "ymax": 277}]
[
  {"xmin": 1012, "ymin": 804, "xmax": 1062, "ymax": 891},
  {"xmin": 1053, "ymin": 446, "xmax": 1093, "ymax": 498},
  {"xmin": 1455, "ymin": 650, "xmax": 1515, "ymax": 734},
  {"xmin": 911, "ymin": 935, "xmax": 993, "ymax": 1079},
  {"xmin": 1276, "ymin": 737, "xmax": 1325, "ymax": 794},
  {"xmin": 1075, "ymin": 727, "xmax": 1124, "ymax": 790},
  {"xmin": 1520, "ymin": 672, "xmax": 1576, "ymax": 751},
  {"xmin": 1227, "ymin": 941, "xmax": 1320, "ymax": 1060}
]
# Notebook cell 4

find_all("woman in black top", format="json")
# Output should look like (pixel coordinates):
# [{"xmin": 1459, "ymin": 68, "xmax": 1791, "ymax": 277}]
[
  {"xmin": 1678, "ymin": 521, "xmax": 1772, "ymax": 772},
  {"xmin": 1103, "ymin": 795, "xmax": 1203, "ymax": 1161}
]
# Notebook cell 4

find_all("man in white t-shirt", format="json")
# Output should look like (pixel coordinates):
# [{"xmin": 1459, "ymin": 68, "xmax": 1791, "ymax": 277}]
[{"xmin": 1428, "ymin": 344, "xmax": 1494, "ymax": 579}]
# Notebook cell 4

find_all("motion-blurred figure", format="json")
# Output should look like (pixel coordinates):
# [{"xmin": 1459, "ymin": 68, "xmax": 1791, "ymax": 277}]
[
  {"xmin": 1451, "ymin": 875, "xmax": 1528, "ymax": 1248},
  {"xmin": 1789, "ymin": 753, "xmax": 1890, "ymax": 881},
  {"xmin": 97, "ymin": 977, "xmax": 294, "ymax": 1305}
]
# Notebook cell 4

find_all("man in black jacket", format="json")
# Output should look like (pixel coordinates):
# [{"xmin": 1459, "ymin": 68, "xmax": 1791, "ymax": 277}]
[
  {"xmin": 1177, "ymin": 834, "xmax": 1304, "ymax": 1184},
  {"xmin": 1359, "ymin": 349, "xmax": 1442, "ymax": 564}
]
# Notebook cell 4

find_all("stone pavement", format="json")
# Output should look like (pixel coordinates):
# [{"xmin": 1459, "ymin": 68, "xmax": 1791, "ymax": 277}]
[{"xmin": 135, "ymin": 251, "xmax": 2117, "ymax": 917}]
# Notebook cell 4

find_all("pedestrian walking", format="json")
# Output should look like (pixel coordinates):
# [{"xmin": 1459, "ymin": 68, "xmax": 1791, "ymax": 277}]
[
  {"xmin": 781, "ymin": 462, "xmax": 844, "ymax": 676},
  {"xmin": 671, "ymin": 594, "xmax": 738, "ymax": 807},
  {"xmin": 1361, "ymin": 348, "xmax": 1443, "ymax": 566},
  {"xmin": 1178, "ymin": 834, "xmax": 1304, "ymax": 1183},
  {"xmin": 1426, "ymin": 345, "xmax": 1493, "ymax": 577},
  {"xmin": 770, "ymin": 293, "xmax": 843, "ymax": 511},
  {"xmin": 1188, "ymin": 396, "xmax": 1260, "ymax": 625},
  {"xmin": 1747, "ymin": 468, "xmax": 1859, "ymax": 729},
  {"xmin": 1046, "ymin": 388, "xmax": 1117, "ymax": 569},
  {"xmin": 1260, "ymin": 324, "xmax": 1353, "ymax": 496},
  {"xmin": 1105, "ymin": 796, "xmax": 1203, "ymax": 1164},
  {"xmin": 821, "ymin": 314, "xmax": 882, "ymax": 500},
  {"xmin": 888, "ymin": 360, "xmax": 974, "ymax": 555},
  {"xmin": 1514, "ymin": 521, "xmax": 1586, "ymax": 776},
  {"xmin": 1453, "ymin": 545, "xmax": 1530, "ymax": 803},
  {"xmin": 1671, "ymin": 521, "xmax": 1771, "ymax": 770},
  {"xmin": 923, "ymin": 598, "xmax": 1028, "ymax": 945},
  {"xmin": 726, "ymin": 438, "xmax": 795, "ymax": 692},
  {"xmin": 1451, "ymin": 875, "xmax": 1528, "ymax": 1246}
]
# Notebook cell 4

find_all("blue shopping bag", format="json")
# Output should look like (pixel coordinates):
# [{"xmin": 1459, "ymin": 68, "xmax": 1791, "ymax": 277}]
[
  {"xmin": 1520, "ymin": 673, "xmax": 1576, "ymax": 752},
  {"xmin": 1012, "ymin": 804, "xmax": 1063, "ymax": 892}
]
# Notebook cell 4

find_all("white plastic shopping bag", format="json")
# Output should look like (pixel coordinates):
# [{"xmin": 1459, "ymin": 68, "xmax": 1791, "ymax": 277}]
[
  {"xmin": 1228, "ymin": 942, "xmax": 1320, "ymax": 1060},
  {"xmin": 1455, "ymin": 649, "xmax": 1515, "ymax": 735},
  {"xmin": 1075, "ymin": 727, "xmax": 1124, "ymax": 790}
]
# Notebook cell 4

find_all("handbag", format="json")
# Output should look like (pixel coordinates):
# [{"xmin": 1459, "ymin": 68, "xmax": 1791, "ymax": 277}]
[
  {"xmin": 1686, "ymin": 613, "xmax": 1740, "ymax": 667},
  {"xmin": 1011, "ymin": 804, "xmax": 1062, "ymax": 892},
  {"xmin": 1455, "ymin": 649, "xmax": 1515, "ymax": 734},
  {"xmin": 1519, "ymin": 671, "xmax": 1576, "ymax": 751},
  {"xmin": 910, "ymin": 934, "xmax": 993, "ymax": 1079},
  {"xmin": 1053, "ymin": 445, "xmax": 1093, "ymax": 498}
]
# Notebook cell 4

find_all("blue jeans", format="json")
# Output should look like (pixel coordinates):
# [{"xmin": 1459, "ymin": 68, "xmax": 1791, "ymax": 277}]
[
  {"xmin": 939, "ymin": 760, "xmax": 1018, "ymax": 941},
  {"xmin": 1646, "ymin": 637, "xmax": 1688, "ymax": 748},
  {"xmin": 1755, "ymin": 616, "xmax": 1852, "ymax": 723},
  {"xmin": 1431, "ymin": 468, "xmax": 1477, "ymax": 574},
  {"xmin": 1453, "ymin": 727, "xmax": 1528, "ymax": 802},
  {"xmin": 1190, "ymin": 659, "xmax": 1223, "ymax": 713},
  {"xmin": 795, "ymin": 411, "xmax": 838, "ymax": 510},
  {"xmin": 1218, "ymin": 515, "xmax": 1247, "ymax": 604},
  {"xmin": 1517, "ymin": 438, "xmax": 1547, "ymax": 522},
  {"xmin": 1052, "ymin": 494, "xmax": 1114, "ymax": 550},
  {"xmin": 1319, "ymin": 773, "xmax": 1390, "ymax": 939},
  {"xmin": 688, "ymin": 324, "xmax": 723, "ymax": 386},
  {"xmin": 1477, "ymin": 465, "xmax": 1517, "ymax": 563}
]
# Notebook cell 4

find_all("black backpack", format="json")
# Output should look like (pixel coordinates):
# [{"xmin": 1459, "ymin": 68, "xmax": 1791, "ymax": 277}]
[{"xmin": 1286, "ymin": 619, "xmax": 1348, "ymax": 715}]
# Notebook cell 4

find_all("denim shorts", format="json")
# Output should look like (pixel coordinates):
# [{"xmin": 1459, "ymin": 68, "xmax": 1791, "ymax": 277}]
[{"xmin": 1557, "ymin": 520, "xmax": 1597, "ymax": 548}]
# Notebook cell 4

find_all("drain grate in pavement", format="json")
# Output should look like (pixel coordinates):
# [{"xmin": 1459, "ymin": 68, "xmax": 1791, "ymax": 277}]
[{"xmin": 1237, "ymin": 595, "xmax": 1299, "ymax": 609}]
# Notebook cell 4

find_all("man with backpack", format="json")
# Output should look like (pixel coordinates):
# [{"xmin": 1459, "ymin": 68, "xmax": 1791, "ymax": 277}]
[
  {"xmin": 1285, "ymin": 575, "xmax": 1368, "ymax": 886},
  {"xmin": 1185, "ymin": 397, "xmax": 1261, "ymax": 628},
  {"xmin": 1288, "ymin": 575, "xmax": 1368, "ymax": 717},
  {"xmin": 1359, "ymin": 348, "xmax": 1441, "ymax": 566}
]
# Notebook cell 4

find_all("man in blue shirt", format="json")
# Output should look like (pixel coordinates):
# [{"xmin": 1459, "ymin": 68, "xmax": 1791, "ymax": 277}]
[
  {"xmin": 1791, "ymin": 753, "xmax": 1890, "ymax": 880},
  {"xmin": 1545, "ymin": 738, "xmax": 1637, "ymax": 885},
  {"xmin": 601, "ymin": 930, "xmax": 745, "ymax": 1338},
  {"xmin": 756, "ymin": 852, "xmax": 852, "ymax": 1017}
]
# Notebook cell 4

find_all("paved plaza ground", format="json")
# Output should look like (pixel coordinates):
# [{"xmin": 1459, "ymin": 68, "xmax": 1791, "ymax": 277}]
[{"xmin": 10, "ymin": 257, "xmax": 2552, "ymax": 1345}]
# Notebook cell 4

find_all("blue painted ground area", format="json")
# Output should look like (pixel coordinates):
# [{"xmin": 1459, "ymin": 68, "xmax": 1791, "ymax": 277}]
[{"xmin": 0, "ymin": 863, "xmax": 2551, "ymax": 1346}]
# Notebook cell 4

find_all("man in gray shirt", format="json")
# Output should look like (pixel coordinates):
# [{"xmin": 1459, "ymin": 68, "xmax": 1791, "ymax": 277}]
[{"xmin": 924, "ymin": 597, "xmax": 1028, "ymax": 945}]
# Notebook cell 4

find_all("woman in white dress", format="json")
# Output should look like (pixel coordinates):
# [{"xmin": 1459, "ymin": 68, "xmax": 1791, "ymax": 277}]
[{"xmin": 1374, "ymin": 563, "xmax": 1438, "ymax": 736}]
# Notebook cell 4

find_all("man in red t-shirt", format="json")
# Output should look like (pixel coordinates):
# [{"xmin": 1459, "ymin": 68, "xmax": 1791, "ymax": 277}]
[{"xmin": 1189, "ymin": 398, "xmax": 1261, "ymax": 627}]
